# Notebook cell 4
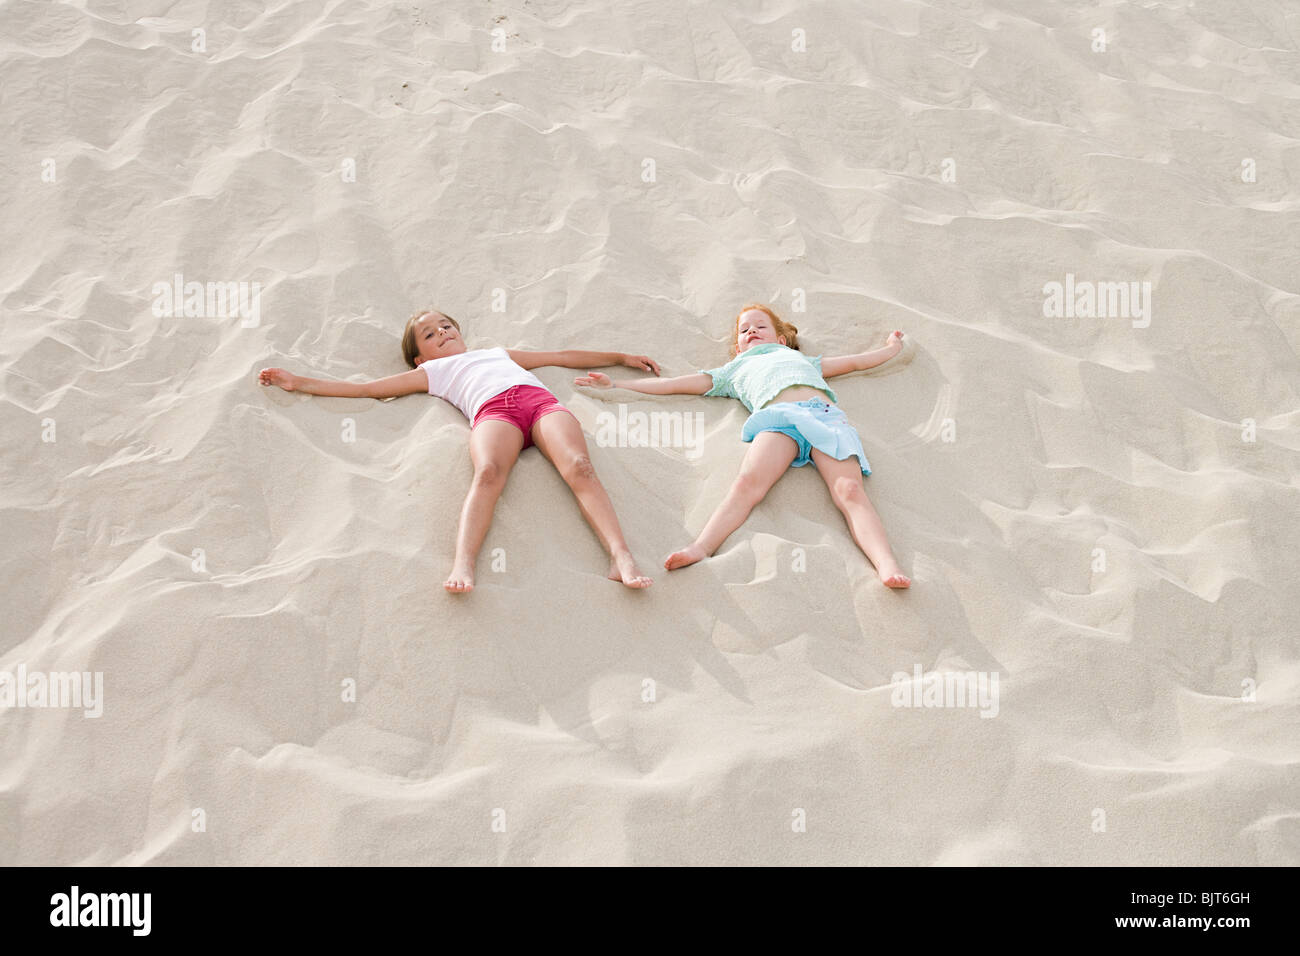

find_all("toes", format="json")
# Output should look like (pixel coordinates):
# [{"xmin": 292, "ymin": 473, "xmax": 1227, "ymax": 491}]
[{"xmin": 664, "ymin": 548, "xmax": 699, "ymax": 570}]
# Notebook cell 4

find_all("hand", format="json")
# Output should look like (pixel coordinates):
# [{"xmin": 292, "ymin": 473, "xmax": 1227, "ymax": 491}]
[
  {"xmin": 574, "ymin": 371, "xmax": 613, "ymax": 389},
  {"xmin": 621, "ymin": 353, "xmax": 661, "ymax": 375},
  {"xmin": 258, "ymin": 367, "xmax": 299, "ymax": 391}
]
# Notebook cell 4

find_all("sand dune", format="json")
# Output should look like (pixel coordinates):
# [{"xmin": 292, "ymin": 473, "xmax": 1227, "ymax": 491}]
[{"xmin": 2, "ymin": 0, "xmax": 1298, "ymax": 864}]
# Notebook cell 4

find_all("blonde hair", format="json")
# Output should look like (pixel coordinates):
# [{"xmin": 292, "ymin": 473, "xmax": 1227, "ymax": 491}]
[
  {"xmin": 401, "ymin": 309, "xmax": 461, "ymax": 368},
  {"xmin": 729, "ymin": 303, "xmax": 799, "ymax": 358}
]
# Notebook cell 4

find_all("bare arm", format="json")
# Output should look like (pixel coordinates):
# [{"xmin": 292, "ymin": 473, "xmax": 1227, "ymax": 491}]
[
  {"xmin": 820, "ymin": 331, "xmax": 905, "ymax": 378},
  {"xmin": 258, "ymin": 366, "xmax": 429, "ymax": 399},
  {"xmin": 507, "ymin": 349, "xmax": 661, "ymax": 375},
  {"xmin": 572, "ymin": 371, "xmax": 713, "ymax": 395}
]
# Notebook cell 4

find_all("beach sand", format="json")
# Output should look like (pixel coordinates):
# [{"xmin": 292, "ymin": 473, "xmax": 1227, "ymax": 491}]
[{"xmin": 2, "ymin": 0, "xmax": 1298, "ymax": 864}]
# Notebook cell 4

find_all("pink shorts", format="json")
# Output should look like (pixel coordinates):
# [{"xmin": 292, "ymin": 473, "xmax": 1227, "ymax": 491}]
[{"xmin": 471, "ymin": 384, "xmax": 570, "ymax": 448}]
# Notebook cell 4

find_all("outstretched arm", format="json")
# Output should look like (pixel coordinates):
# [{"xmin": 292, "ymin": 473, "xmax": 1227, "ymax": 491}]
[
  {"xmin": 573, "ymin": 371, "xmax": 713, "ymax": 395},
  {"xmin": 820, "ymin": 331, "xmax": 905, "ymax": 378},
  {"xmin": 258, "ymin": 367, "xmax": 429, "ymax": 399},
  {"xmin": 507, "ymin": 349, "xmax": 661, "ymax": 375}
]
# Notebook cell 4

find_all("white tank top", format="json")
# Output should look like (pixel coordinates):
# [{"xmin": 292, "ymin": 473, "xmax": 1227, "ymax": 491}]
[{"xmin": 419, "ymin": 347, "xmax": 549, "ymax": 421}]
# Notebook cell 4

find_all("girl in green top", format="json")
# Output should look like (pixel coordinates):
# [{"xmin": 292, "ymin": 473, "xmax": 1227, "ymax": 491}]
[{"xmin": 575, "ymin": 304, "xmax": 910, "ymax": 588}]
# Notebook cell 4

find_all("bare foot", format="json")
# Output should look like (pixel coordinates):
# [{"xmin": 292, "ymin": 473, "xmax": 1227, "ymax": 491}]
[
  {"xmin": 878, "ymin": 565, "xmax": 911, "ymax": 588},
  {"xmin": 607, "ymin": 550, "xmax": 653, "ymax": 589},
  {"xmin": 444, "ymin": 563, "xmax": 475, "ymax": 593},
  {"xmin": 664, "ymin": 543, "xmax": 708, "ymax": 571}
]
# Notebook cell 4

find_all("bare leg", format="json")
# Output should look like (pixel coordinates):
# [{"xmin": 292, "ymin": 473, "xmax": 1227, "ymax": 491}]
[
  {"xmin": 530, "ymin": 410, "xmax": 652, "ymax": 589},
  {"xmin": 665, "ymin": 431, "xmax": 798, "ymax": 570},
  {"xmin": 445, "ymin": 420, "xmax": 524, "ymax": 593},
  {"xmin": 811, "ymin": 449, "xmax": 910, "ymax": 588}
]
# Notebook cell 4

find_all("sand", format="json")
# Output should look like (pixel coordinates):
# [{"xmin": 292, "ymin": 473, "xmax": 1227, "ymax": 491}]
[{"xmin": 2, "ymin": 0, "xmax": 1298, "ymax": 865}]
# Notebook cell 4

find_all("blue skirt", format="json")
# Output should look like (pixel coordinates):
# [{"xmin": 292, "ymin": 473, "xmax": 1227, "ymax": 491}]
[{"xmin": 741, "ymin": 398, "xmax": 871, "ymax": 475}]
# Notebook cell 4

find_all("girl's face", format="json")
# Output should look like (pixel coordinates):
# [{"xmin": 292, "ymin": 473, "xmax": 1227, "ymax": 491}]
[
  {"xmin": 412, "ymin": 312, "xmax": 467, "ymax": 362},
  {"xmin": 737, "ymin": 309, "xmax": 786, "ymax": 353}
]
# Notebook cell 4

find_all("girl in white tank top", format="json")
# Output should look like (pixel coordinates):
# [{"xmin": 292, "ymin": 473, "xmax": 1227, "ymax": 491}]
[{"xmin": 258, "ymin": 309, "xmax": 662, "ymax": 593}]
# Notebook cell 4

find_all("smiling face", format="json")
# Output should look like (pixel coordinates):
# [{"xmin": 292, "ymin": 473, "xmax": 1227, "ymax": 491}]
[
  {"xmin": 736, "ymin": 307, "xmax": 786, "ymax": 353},
  {"xmin": 409, "ymin": 311, "xmax": 467, "ymax": 364}
]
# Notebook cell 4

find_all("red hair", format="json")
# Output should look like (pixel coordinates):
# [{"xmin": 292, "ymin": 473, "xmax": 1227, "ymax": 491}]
[{"xmin": 729, "ymin": 303, "xmax": 800, "ymax": 358}]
